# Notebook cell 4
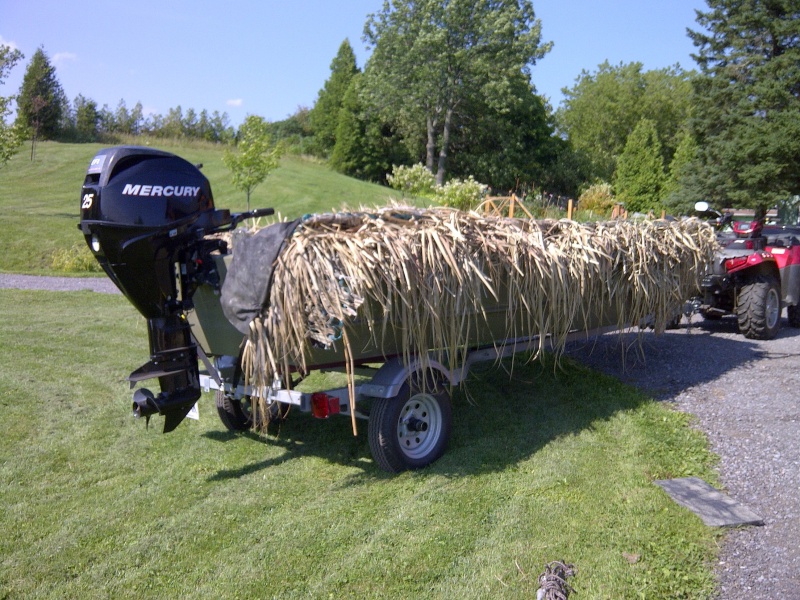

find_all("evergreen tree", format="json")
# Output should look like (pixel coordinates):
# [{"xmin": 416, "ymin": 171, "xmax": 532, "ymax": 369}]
[
  {"xmin": 663, "ymin": 130, "xmax": 700, "ymax": 213},
  {"xmin": 686, "ymin": 0, "xmax": 800, "ymax": 209},
  {"xmin": 73, "ymin": 94, "xmax": 99, "ymax": 142},
  {"xmin": 309, "ymin": 39, "xmax": 359, "ymax": 157},
  {"xmin": 330, "ymin": 74, "xmax": 410, "ymax": 182},
  {"xmin": 16, "ymin": 46, "xmax": 67, "ymax": 141},
  {"xmin": 614, "ymin": 119, "xmax": 666, "ymax": 213}
]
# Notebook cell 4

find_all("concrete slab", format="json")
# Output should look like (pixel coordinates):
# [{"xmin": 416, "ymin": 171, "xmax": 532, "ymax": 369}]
[{"xmin": 654, "ymin": 477, "xmax": 764, "ymax": 527}]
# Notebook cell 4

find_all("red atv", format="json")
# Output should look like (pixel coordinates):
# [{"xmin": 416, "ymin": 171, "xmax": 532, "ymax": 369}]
[{"xmin": 692, "ymin": 202, "xmax": 800, "ymax": 339}]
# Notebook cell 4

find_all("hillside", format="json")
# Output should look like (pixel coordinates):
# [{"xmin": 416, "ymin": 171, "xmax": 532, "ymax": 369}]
[{"xmin": 0, "ymin": 141, "xmax": 408, "ymax": 274}]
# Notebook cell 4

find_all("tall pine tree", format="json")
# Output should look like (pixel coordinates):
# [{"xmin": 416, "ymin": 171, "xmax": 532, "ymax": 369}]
[
  {"xmin": 615, "ymin": 119, "xmax": 666, "ymax": 214},
  {"xmin": 686, "ymin": 0, "xmax": 800, "ymax": 209},
  {"xmin": 309, "ymin": 39, "xmax": 359, "ymax": 157},
  {"xmin": 16, "ymin": 46, "xmax": 67, "ymax": 141}
]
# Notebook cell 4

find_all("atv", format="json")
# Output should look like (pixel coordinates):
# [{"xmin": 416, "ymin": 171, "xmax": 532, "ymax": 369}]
[{"xmin": 691, "ymin": 201, "xmax": 800, "ymax": 339}]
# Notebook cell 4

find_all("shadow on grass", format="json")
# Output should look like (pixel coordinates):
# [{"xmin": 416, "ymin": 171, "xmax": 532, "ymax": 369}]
[{"xmin": 203, "ymin": 322, "xmax": 759, "ymax": 481}]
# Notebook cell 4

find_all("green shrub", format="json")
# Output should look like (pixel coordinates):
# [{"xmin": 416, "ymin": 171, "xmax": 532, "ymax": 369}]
[
  {"xmin": 434, "ymin": 176, "xmax": 488, "ymax": 211},
  {"xmin": 50, "ymin": 243, "xmax": 103, "ymax": 273},
  {"xmin": 386, "ymin": 163, "xmax": 436, "ymax": 198},
  {"xmin": 578, "ymin": 182, "xmax": 616, "ymax": 215}
]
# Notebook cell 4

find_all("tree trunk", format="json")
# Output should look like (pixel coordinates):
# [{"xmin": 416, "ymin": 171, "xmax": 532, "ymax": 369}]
[
  {"xmin": 425, "ymin": 116, "xmax": 437, "ymax": 173},
  {"xmin": 435, "ymin": 108, "xmax": 454, "ymax": 187}
]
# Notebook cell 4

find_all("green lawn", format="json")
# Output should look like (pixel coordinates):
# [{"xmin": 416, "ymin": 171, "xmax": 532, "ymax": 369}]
[
  {"xmin": 0, "ymin": 288, "xmax": 720, "ymax": 599},
  {"xmin": 0, "ymin": 140, "xmax": 408, "ymax": 274}
]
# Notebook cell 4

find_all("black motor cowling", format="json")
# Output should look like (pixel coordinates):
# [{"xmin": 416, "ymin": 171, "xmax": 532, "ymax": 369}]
[
  {"xmin": 79, "ymin": 146, "xmax": 230, "ymax": 318},
  {"xmin": 78, "ymin": 146, "xmax": 245, "ymax": 432}
]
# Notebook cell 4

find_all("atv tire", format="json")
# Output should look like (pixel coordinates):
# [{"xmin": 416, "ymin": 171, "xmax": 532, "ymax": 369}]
[{"xmin": 736, "ymin": 274, "xmax": 781, "ymax": 340}]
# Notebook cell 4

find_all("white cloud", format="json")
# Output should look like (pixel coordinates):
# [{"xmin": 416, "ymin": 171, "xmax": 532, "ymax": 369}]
[
  {"xmin": 226, "ymin": 98, "xmax": 243, "ymax": 107},
  {"xmin": 0, "ymin": 35, "xmax": 19, "ymax": 51},
  {"xmin": 53, "ymin": 52, "xmax": 77, "ymax": 65}
]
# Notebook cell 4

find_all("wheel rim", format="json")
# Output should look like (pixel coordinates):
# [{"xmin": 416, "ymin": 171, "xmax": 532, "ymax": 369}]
[
  {"xmin": 767, "ymin": 288, "xmax": 780, "ymax": 329},
  {"xmin": 396, "ymin": 393, "xmax": 443, "ymax": 460}
]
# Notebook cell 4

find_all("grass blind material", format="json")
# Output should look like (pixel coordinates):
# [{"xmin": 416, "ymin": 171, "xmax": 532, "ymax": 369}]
[{"xmin": 237, "ymin": 207, "xmax": 717, "ymax": 433}]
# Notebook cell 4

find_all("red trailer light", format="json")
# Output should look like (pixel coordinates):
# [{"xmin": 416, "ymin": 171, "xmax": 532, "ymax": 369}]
[{"xmin": 311, "ymin": 393, "xmax": 341, "ymax": 419}]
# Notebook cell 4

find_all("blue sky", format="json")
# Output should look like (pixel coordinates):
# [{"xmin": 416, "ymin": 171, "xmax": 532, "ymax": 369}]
[{"xmin": 1, "ymin": 0, "xmax": 707, "ymax": 127}]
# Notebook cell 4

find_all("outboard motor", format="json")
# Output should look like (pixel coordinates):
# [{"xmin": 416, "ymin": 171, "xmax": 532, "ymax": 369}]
[{"xmin": 79, "ymin": 146, "xmax": 271, "ymax": 431}]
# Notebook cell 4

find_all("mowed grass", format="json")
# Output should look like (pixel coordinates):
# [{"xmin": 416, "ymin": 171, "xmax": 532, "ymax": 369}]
[
  {"xmin": 0, "ymin": 288, "xmax": 720, "ymax": 599},
  {"xmin": 0, "ymin": 140, "xmax": 407, "ymax": 274}
]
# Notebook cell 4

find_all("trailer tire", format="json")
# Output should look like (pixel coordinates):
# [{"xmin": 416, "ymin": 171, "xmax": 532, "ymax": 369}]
[
  {"xmin": 737, "ymin": 274, "xmax": 781, "ymax": 340},
  {"xmin": 215, "ymin": 391, "xmax": 287, "ymax": 432},
  {"xmin": 368, "ymin": 375, "xmax": 452, "ymax": 473},
  {"xmin": 215, "ymin": 390, "xmax": 252, "ymax": 431}
]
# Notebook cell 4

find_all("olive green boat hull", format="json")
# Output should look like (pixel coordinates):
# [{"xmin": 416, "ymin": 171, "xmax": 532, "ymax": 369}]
[{"xmin": 187, "ymin": 254, "xmax": 620, "ymax": 368}]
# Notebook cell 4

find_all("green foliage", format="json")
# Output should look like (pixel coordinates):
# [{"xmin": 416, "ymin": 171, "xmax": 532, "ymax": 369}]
[
  {"xmin": 50, "ymin": 242, "xmax": 103, "ymax": 273},
  {"xmin": 387, "ymin": 163, "xmax": 487, "ymax": 210},
  {"xmin": 386, "ymin": 163, "xmax": 437, "ymax": 198},
  {"xmin": 578, "ymin": 182, "xmax": 616, "ymax": 215},
  {"xmin": 433, "ymin": 175, "xmax": 487, "ymax": 211},
  {"xmin": 309, "ymin": 39, "xmax": 360, "ymax": 157},
  {"xmin": 684, "ymin": 0, "xmax": 800, "ymax": 209},
  {"xmin": 447, "ymin": 73, "xmax": 559, "ymax": 193},
  {"xmin": 223, "ymin": 115, "xmax": 283, "ymax": 210},
  {"xmin": 15, "ymin": 46, "xmax": 67, "ymax": 141},
  {"xmin": 662, "ymin": 130, "xmax": 700, "ymax": 214},
  {"xmin": 266, "ymin": 106, "xmax": 315, "ymax": 155},
  {"xmin": 70, "ymin": 94, "xmax": 100, "ymax": 143},
  {"xmin": 557, "ymin": 61, "xmax": 694, "ymax": 183},
  {"xmin": 364, "ymin": 0, "xmax": 551, "ymax": 186},
  {"xmin": 0, "ymin": 44, "xmax": 24, "ymax": 167},
  {"xmin": 615, "ymin": 119, "xmax": 667, "ymax": 213},
  {"xmin": 329, "ymin": 74, "xmax": 411, "ymax": 182}
]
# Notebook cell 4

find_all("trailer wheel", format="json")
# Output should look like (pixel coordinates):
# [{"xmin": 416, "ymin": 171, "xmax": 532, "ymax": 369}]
[
  {"xmin": 737, "ymin": 274, "xmax": 781, "ymax": 339},
  {"xmin": 368, "ymin": 376, "xmax": 452, "ymax": 473},
  {"xmin": 215, "ymin": 391, "xmax": 253, "ymax": 431},
  {"xmin": 215, "ymin": 391, "xmax": 287, "ymax": 431}
]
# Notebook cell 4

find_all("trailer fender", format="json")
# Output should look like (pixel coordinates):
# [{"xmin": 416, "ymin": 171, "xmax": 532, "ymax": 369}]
[{"xmin": 360, "ymin": 356, "xmax": 454, "ymax": 399}]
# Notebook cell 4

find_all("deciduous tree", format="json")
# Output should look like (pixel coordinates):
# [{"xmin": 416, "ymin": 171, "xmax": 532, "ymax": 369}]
[
  {"xmin": 223, "ymin": 115, "xmax": 282, "ymax": 210},
  {"xmin": 557, "ymin": 61, "xmax": 694, "ymax": 183},
  {"xmin": 363, "ymin": 0, "xmax": 550, "ymax": 186},
  {"xmin": 0, "ymin": 44, "xmax": 24, "ymax": 167}
]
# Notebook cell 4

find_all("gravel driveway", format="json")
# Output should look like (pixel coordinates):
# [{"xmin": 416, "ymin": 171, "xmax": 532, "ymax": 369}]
[
  {"xmin": 0, "ymin": 273, "xmax": 120, "ymax": 294},
  {"xmin": 566, "ymin": 316, "xmax": 800, "ymax": 599},
  {"xmin": 2, "ymin": 274, "xmax": 797, "ymax": 598}
]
